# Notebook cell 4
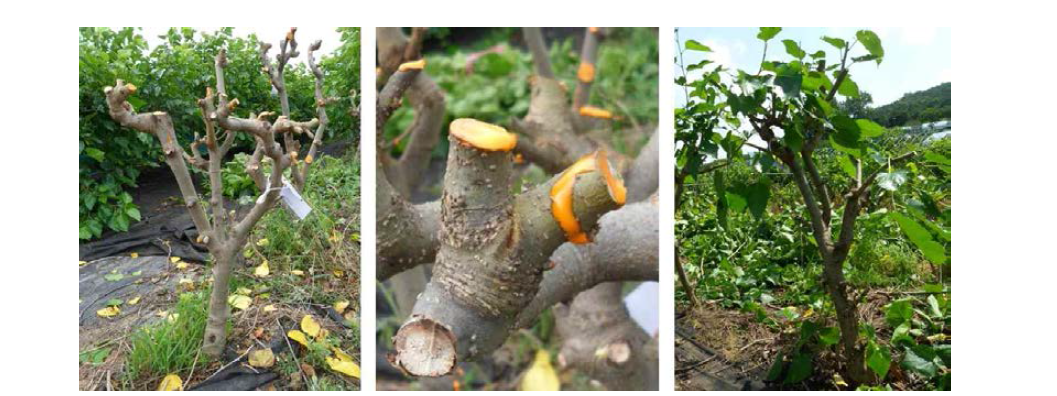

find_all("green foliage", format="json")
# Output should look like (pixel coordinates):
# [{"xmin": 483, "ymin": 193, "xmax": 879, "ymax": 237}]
[
  {"xmin": 125, "ymin": 291, "xmax": 214, "ymax": 382},
  {"xmin": 385, "ymin": 28, "xmax": 658, "ymax": 158},
  {"xmin": 79, "ymin": 27, "xmax": 359, "ymax": 240}
]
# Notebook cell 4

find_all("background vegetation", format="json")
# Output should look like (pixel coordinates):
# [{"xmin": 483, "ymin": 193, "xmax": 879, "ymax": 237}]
[{"xmin": 383, "ymin": 27, "xmax": 658, "ymax": 165}]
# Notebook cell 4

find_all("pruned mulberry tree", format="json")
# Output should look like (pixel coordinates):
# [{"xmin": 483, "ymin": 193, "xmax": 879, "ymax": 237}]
[
  {"xmin": 104, "ymin": 28, "xmax": 334, "ymax": 358},
  {"xmin": 678, "ymin": 27, "xmax": 919, "ymax": 386},
  {"xmin": 376, "ymin": 27, "xmax": 659, "ymax": 390}
]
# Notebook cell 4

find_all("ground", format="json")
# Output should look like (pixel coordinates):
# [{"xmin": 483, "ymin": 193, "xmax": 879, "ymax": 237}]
[{"xmin": 78, "ymin": 150, "xmax": 360, "ymax": 391}]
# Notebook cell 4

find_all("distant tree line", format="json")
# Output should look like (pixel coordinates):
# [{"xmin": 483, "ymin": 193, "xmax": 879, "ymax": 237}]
[{"xmin": 839, "ymin": 82, "xmax": 951, "ymax": 128}]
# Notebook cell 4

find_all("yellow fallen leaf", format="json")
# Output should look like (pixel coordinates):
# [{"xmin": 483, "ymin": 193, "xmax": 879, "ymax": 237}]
[
  {"xmin": 228, "ymin": 294, "xmax": 252, "ymax": 310},
  {"xmin": 833, "ymin": 373, "xmax": 848, "ymax": 387},
  {"xmin": 176, "ymin": 261, "xmax": 189, "ymax": 270},
  {"xmin": 157, "ymin": 374, "xmax": 183, "ymax": 391},
  {"xmin": 79, "ymin": 261, "xmax": 88, "ymax": 266},
  {"xmin": 332, "ymin": 269, "xmax": 344, "ymax": 278},
  {"xmin": 301, "ymin": 315, "xmax": 322, "ymax": 338},
  {"xmin": 128, "ymin": 296, "xmax": 142, "ymax": 305},
  {"xmin": 325, "ymin": 356, "xmax": 361, "ymax": 379},
  {"xmin": 254, "ymin": 260, "xmax": 269, "ymax": 277},
  {"xmin": 333, "ymin": 300, "xmax": 350, "ymax": 314},
  {"xmin": 256, "ymin": 238, "xmax": 269, "ymax": 247},
  {"xmin": 290, "ymin": 270, "xmax": 304, "ymax": 276},
  {"xmin": 97, "ymin": 306, "xmax": 120, "ymax": 318},
  {"xmin": 249, "ymin": 348, "xmax": 276, "ymax": 368},
  {"xmin": 237, "ymin": 287, "xmax": 252, "ymax": 295},
  {"xmin": 287, "ymin": 330, "xmax": 309, "ymax": 347},
  {"xmin": 263, "ymin": 304, "xmax": 278, "ymax": 313},
  {"xmin": 332, "ymin": 347, "xmax": 353, "ymax": 362},
  {"xmin": 130, "ymin": 252, "xmax": 139, "ymax": 258},
  {"xmin": 519, "ymin": 350, "xmax": 560, "ymax": 391},
  {"xmin": 170, "ymin": 256, "xmax": 181, "ymax": 263},
  {"xmin": 167, "ymin": 313, "xmax": 180, "ymax": 323}
]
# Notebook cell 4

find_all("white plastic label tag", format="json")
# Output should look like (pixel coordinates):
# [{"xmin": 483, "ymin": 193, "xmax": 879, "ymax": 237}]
[
  {"xmin": 624, "ymin": 281, "xmax": 659, "ymax": 337},
  {"xmin": 279, "ymin": 179, "xmax": 311, "ymax": 220},
  {"xmin": 256, "ymin": 177, "xmax": 312, "ymax": 220}
]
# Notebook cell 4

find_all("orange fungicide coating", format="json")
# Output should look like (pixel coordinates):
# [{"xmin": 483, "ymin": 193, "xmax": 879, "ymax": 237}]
[
  {"xmin": 398, "ymin": 59, "xmax": 426, "ymax": 72},
  {"xmin": 595, "ymin": 150, "xmax": 627, "ymax": 205},
  {"xmin": 550, "ymin": 153, "xmax": 600, "ymax": 244},
  {"xmin": 449, "ymin": 118, "xmax": 517, "ymax": 152},
  {"xmin": 577, "ymin": 62, "xmax": 596, "ymax": 83},
  {"xmin": 578, "ymin": 106, "xmax": 614, "ymax": 119}
]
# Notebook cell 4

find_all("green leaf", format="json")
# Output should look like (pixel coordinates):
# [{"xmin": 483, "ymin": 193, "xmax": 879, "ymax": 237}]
[
  {"xmin": 784, "ymin": 353, "xmax": 813, "ymax": 384},
  {"xmin": 902, "ymin": 345, "xmax": 938, "ymax": 377},
  {"xmin": 85, "ymin": 147, "xmax": 106, "ymax": 162},
  {"xmin": 746, "ymin": 179, "xmax": 771, "ymax": 219},
  {"xmin": 104, "ymin": 272, "xmax": 125, "ymax": 282},
  {"xmin": 934, "ymin": 344, "xmax": 951, "ymax": 368},
  {"xmin": 821, "ymin": 36, "xmax": 846, "ymax": 49},
  {"xmin": 757, "ymin": 28, "xmax": 782, "ymax": 41},
  {"xmin": 830, "ymin": 115, "xmax": 863, "ymax": 151},
  {"xmin": 856, "ymin": 30, "xmax": 884, "ymax": 64},
  {"xmin": 890, "ymin": 212, "xmax": 948, "ymax": 264},
  {"xmin": 837, "ymin": 155, "xmax": 857, "ymax": 178},
  {"xmin": 474, "ymin": 53, "xmax": 513, "ymax": 77},
  {"xmin": 819, "ymin": 327, "xmax": 840, "ymax": 347},
  {"xmin": 685, "ymin": 39, "xmax": 712, "ymax": 52},
  {"xmin": 885, "ymin": 299, "xmax": 914, "ymax": 327},
  {"xmin": 775, "ymin": 64, "xmax": 802, "ymax": 97},
  {"xmin": 781, "ymin": 40, "xmax": 806, "ymax": 59},
  {"xmin": 891, "ymin": 322, "xmax": 913, "ymax": 346},
  {"xmin": 725, "ymin": 192, "xmax": 748, "ymax": 212},
  {"xmin": 126, "ymin": 207, "xmax": 142, "ymax": 222},
  {"xmin": 866, "ymin": 342, "xmax": 892, "ymax": 379},
  {"xmin": 876, "ymin": 170, "xmax": 908, "ymax": 192},
  {"xmin": 837, "ymin": 76, "xmax": 860, "ymax": 98},
  {"xmin": 856, "ymin": 119, "xmax": 886, "ymax": 138},
  {"xmin": 925, "ymin": 152, "xmax": 950, "ymax": 166},
  {"xmin": 766, "ymin": 352, "xmax": 786, "ymax": 381}
]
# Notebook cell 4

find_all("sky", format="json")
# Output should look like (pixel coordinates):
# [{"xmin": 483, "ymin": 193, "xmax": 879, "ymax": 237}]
[
  {"xmin": 675, "ymin": 27, "xmax": 951, "ymax": 107},
  {"xmin": 138, "ymin": 27, "xmax": 345, "ymax": 67}
]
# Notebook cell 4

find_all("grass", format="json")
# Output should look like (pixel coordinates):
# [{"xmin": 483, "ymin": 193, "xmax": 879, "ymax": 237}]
[{"xmin": 124, "ymin": 290, "xmax": 213, "ymax": 384}]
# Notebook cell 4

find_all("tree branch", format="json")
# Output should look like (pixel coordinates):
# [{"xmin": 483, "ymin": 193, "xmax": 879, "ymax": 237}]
[
  {"xmin": 522, "ymin": 27, "xmax": 553, "ymax": 78},
  {"xmin": 572, "ymin": 27, "xmax": 604, "ymax": 111},
  {"xmin": 514, "ymin": 199, "xmax": 658, "ymax": 329}
]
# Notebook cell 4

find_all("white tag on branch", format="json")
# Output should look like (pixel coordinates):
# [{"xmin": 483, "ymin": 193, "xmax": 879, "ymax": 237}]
[
  {"xmin": 256, "ymin": 177, "xmax": 312, "ymax": 220},
  {"xmin": 279, "ymin": 179, "xmax": 312, "ymax": 219},
  {"xmin": 623, "ymin": 281, "xmax": 659, "ymax": 337}
]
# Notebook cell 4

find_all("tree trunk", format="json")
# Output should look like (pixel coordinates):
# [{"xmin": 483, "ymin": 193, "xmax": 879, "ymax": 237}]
[
  {"xmin": 822, "ymin": 254, "xmax": 871, "ymax": 385},
  {"xmin": 674, "ymin": 174, "xmax": 699, "ymax": 308},
  {"xmin": 202, "ymin": 247, "xmax": 236, "ymax": 358}
]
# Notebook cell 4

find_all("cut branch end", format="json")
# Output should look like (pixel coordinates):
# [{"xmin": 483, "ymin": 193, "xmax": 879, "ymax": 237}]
[{"xmin": 448, "ymin": 118, "xmax": 517, "ymax": 152}]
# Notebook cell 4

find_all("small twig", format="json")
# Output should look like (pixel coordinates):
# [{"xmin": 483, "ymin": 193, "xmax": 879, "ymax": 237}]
[
  {"xmin": 185, "ymin": 348, "xmax": 202, "ymax": 388},
  {"xmin": 202, "ymin": 348, "xmax": 251, "ymax": 383},
  {"xmin": 276, "ymin": 318, "xmax": 310, "ymax": 386},
  {"xmin": 737, "ymin": 337, "xmax": 776, "ymax": 354}
]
